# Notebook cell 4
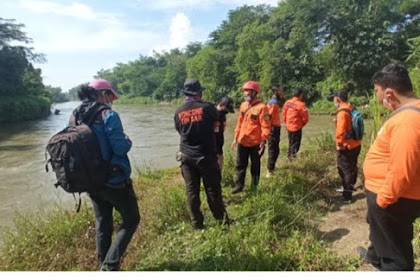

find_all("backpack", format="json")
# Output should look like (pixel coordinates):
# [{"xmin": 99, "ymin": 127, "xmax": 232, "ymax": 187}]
[
  {"xmin": 337, "ymin": 107, "xmax": 365, "ymax": 140},
  {"xmin": 45, "ymin": 106, "xmax": 109, "ymax": 199}
]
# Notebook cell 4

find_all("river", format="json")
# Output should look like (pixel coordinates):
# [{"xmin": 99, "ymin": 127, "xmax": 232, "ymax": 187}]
[{"xmin": 0, "ymin": 101, "xmax": 336, "ymax": 232}]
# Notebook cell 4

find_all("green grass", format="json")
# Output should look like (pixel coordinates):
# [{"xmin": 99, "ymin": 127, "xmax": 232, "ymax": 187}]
[{"xmin": 0, "ymin": 134, "xmax": 362, "ymax": 271}]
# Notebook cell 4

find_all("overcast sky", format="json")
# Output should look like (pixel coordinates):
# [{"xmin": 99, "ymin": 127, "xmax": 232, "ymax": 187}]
[{"xmin": 2, "ymin": 0, "xmax": 279, "ymax": 91}]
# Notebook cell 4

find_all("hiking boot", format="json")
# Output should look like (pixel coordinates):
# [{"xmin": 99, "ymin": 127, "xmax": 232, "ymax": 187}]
[
  {"xmin": 219, "ymin": 217, "xmax": 235, "ymax": 227},
  {"xmin": 266, "ymin": 170, "xmax": 274, "ymax": 178},
  {"xmin": 101, "ymin": 264, "xmax": 119, "ymax": 271},
  {"xmin": 341, "ymin": 198, "xmax": 352, "ymax": 204},
  {"xmin": 232, "ymin": 186, "xmax": 243, "ymax": 194},
  {"xmin": 357, "ymin": 246, "xmax": 381, "ymax": 270},
  {"xmin": 251, "ymin": 176, "xmax": 259, "ymax": 190},
  {"xmin": 192, "ymin": 223, "xmax": 206, "ymax": 230},
  {"xmin": 336, "ymin": 187, "xmax": 356, "ymax": 192}
]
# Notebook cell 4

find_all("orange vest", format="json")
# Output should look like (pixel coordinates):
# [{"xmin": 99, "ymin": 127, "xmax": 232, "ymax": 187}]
[
  {"xmin": 363, "ymin": 100, "xmax": 420, "ymax": 208},
  {"xmin": 282, "ymin": 97, "xmax": 309, "ymax": 131},
  {"xmin": 234, "ymin": 98, "xmax": 271, "ymax": 147},
  {"xmin": 335, "ymin": 103, "xmax": 361, "ymax": 150},
  {"xmin": 267, "ymin": 101, "xmax": 281, "ymax": 127}
]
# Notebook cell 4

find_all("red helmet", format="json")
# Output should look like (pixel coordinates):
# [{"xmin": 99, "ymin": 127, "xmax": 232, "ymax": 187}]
[{"xmin": 242, "ymin": 81, "xmax": 260, "ymax": 93}]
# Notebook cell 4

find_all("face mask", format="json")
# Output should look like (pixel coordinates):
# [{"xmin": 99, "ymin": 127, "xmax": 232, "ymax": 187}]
[
  {"xmin": 105, "ymin": 102, "xmax": 112, "ymax": 108},
  {"xmin": 334, "ymin": 101, "xmax": 339, "ymax": 107},
  {"xmin": 245, "ymin": 96, "xmax": 254, "ymax": 102}
]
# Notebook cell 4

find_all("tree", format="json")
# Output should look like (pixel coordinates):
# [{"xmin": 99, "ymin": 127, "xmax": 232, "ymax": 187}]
[{"xmin": 0, "ymin": 18, "xmax": 46, "ymax": 98}]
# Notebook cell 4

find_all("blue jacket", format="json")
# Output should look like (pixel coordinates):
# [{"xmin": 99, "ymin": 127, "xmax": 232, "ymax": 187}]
[{"xmin": 71, "ymin": 102, "xmax": 132, "ymax": 186}]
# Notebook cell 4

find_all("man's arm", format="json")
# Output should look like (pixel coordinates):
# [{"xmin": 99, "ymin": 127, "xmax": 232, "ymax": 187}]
[
  {"xmin": 336, "ymin": 110, "xmax": 349, "ymax": 150},
  {"xmin": 282, "ymin": 102, "xmax": 288, "ymax": 123},
  {"xmin": 300, "ymin": 103, "xmax": 309, "ymax": 126},
  {"xmin": 378, "ymin": 124, "xmax": 420, "ymax": 208},
  {"xmin": 104, "ymin": 112, "xmax": 132, "ymax": 156}
]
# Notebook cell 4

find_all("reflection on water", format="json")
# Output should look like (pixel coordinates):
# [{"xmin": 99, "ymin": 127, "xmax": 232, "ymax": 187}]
[{"xmin": 0, "ymin": 101, "xmax": 336, "ymax": 233}]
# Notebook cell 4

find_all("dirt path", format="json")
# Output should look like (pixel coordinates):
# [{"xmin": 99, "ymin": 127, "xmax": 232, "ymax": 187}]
[{"xmin": 317, "ymin": 184, "xmax": 375, "ymax": 271}]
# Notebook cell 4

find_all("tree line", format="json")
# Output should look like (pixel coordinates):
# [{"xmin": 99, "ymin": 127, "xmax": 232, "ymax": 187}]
[
  {"xmin": 93, "ymin": 0, "xmax": 420, "ymax": 106},
  {"xmin": 2, "ymin": 0, "xmax": 420, "ymax": 109}
]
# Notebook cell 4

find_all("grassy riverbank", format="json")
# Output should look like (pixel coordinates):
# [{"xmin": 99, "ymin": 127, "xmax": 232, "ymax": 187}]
[
  {"xmin": 0, "ymin": 95, "xmax": 51, "ymax": 123},
  {"xmin": 0, "ymin": 133, "xmax": 366, "ymax": 271},
  {"xmin": 114, "ymin": 95, "xmax": 184, "ymax": 105}
]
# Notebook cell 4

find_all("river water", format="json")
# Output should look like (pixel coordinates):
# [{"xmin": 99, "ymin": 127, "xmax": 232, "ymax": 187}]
[{"xmin": 0, "ymin": 102, "xmax": 335, "ymax": 232}]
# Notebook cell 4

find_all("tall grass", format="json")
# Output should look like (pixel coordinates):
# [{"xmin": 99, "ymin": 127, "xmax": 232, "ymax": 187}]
[{"xmin": 0, "ymin": 135, "xmax": 361, "ymax": 271}]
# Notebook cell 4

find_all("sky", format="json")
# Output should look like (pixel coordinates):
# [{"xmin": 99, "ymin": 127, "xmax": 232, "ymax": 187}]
[{"xmin": 2, "ymin": 0, "xmax": 279, "ymax": 91}]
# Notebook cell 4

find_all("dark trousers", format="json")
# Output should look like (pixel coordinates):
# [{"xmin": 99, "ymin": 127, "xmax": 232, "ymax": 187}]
[
  {"xmin": 287, "ymin": 129, "xmax": 302, "ymax": 159},
  {"xmin": 180, "ymin": 154, "xmax": 228, "ymax": 228},
  {"xmin": 366, "ymin": 190, "xmax": 420, "ymax": 270},
  {"xmin": 236, "ymin": 144, "xmax": 261, "ymax": 190},
  {"xmin": 89, "ymin": 181, "xmax": 140, "ymax": 271},
  {"xmin": 267, "ymin": 126, "xmax": 281, "ymax": 171},
  {"xmin": 337, "ymin": 145, "xmax": 361, "ymax": 200}
]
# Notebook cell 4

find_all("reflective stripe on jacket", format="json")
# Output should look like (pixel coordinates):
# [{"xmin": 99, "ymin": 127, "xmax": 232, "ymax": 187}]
[
  {"xmin": 282, "ymin": 97, "xmax": 308, "ymax": 131},
  {"xmin": 234, "ymin": 98, "xmax": 271, "ymax": 147}
]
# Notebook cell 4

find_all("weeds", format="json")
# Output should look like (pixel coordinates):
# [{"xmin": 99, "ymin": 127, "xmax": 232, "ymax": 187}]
[{"xmin": 0, "ymin": 134, "xmax": 357, "ymax": 271}]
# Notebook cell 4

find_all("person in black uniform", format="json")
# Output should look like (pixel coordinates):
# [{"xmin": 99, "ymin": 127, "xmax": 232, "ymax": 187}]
[
  {"xmin": 215, "ymin": 96, "xmax": 235, "ymax": 170},
  {"xmin": 174, "ymin": 78, "xmax": 230, "ymax": 230}
]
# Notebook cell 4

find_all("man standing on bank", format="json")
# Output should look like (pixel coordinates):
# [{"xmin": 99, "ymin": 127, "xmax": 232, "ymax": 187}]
[
  {"xmin": 231, "ymin": 81, "xmax": 271, "ymax": 194},
  {"xmin": 215, "ymin": 96, "xmax": 235, "ymax": 171},
  {"xmin": 174, "ymin": 78, "xmax": 230, "ymax": 230},
  {"xmin": 360, "ymin": 63, "xmax": 420, "ymax": 270},
  {"xmin": 282, "ymin": 88, "xmax": 309, "ymax": 160},
  {"xmin": 332, "ymin": 89, "xmax": 362, "ymax": 204},
  {"xmin": 266, "ymin": 86, "xmax": 284, "ymax": 178}
]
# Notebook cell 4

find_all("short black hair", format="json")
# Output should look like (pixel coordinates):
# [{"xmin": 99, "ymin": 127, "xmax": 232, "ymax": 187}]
[
  {"xmin": 292, "ymin": 87, "xmax": 304, "ymax": 97},
  {"xmin": 77, "ymin": 85, "xmax": 97, "ymax": 101},
  {"xmin": 334, "ymin": 89, "xmax": 348, "ymax": 102},
  {"xmin": 372, "ymin": 63, "xmax": 413, "ymax": 95}
]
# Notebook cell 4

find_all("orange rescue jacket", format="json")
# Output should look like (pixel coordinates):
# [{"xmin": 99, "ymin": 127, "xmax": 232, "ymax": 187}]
[
  {"xmin": 267, "ymin": 95, "xmax": 281, "ymax": 127},
  {"xmin": 282, "ymin": 97, "xmax": 308, "ymax": 132},
  {"xmin": 234, "ymin": 98, "xmax": 271, "ymax": 147},
  {"xmin": 335, "ymin": 103, "xmax": 362, "ymax": 150},
  {"xmin": 363, "ymin": 100, "xmax": 420, "ymax": 208}
]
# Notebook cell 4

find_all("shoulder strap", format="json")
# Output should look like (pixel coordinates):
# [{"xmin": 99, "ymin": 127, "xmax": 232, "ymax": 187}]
[
  {"xmin": 83, "ymin": 105, "xmax": 111, "ymax": 127},
  {"xmin": 388, "ymin": 105, "xmax": 420, "ymax": 120},
  {"xmin": 242, "ymin": 101, "xmax": 262, "ymax": 116},
  {"xmin": 336, "ymin": 108, "xmax": 352, "ymax": 115}
]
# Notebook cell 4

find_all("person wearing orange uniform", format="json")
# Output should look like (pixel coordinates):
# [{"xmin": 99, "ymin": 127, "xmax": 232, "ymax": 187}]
[
  {"xmin": 231, "ymin": 81, "xmax": 271, "ymax": 194},
  {"xmin": 332, "ymin": 89, "xmax": 362, "ymax": 204},
  {"xmin": 266, "ymin": 86, "xmax": 284, "ymax": 177},
  {"xmin": 282, "ymin": 88, "xmax": 309, "ymax": 159},
  {"xmin": 359, "ymin": 63, "xmax": 420, "ymax": 271}
]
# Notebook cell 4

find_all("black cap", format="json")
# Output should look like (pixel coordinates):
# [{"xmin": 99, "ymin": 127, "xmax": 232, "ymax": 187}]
[
  {"xmin": 182, "ymin": 78, "xmax": 205, "ymax": 96},
  {"xmin": 329, "ymin": 89, "xmax": 348, "ymax": 101},
  {"xmin": 219, "ymin": 96, "xmax": 235, "ymax": 113}
]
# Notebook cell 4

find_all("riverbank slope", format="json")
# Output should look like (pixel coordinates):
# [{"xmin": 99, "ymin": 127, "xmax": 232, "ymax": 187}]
[{"xmin": 1, "ymin": 133, "xmax": 418, "ymax": 271}]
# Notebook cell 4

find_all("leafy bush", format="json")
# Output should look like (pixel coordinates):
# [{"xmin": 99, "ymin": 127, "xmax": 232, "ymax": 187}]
[{"xmin": 0, "ymin": 95, "xmax": 51, "ymax": 123}]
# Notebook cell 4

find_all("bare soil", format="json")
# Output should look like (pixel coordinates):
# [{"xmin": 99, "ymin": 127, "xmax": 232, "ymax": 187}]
[{"xmin": 317, "ymin": 181, "xmax": 376, "ymax": 271}]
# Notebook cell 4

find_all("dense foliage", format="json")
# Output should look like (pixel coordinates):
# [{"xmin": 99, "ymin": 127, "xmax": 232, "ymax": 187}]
[
  {"xmin": 92, "ymin": 0, "xmax": 420, "ymax": 105},
  {"xmin": 0, "ymin": 18, "xmax": 52, "ymax": 120}
]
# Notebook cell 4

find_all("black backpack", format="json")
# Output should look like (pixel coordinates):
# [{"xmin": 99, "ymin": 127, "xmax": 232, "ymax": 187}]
[{"xmin": 45, "ymin": 105, "xmax": 109, "ymax": 201}]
